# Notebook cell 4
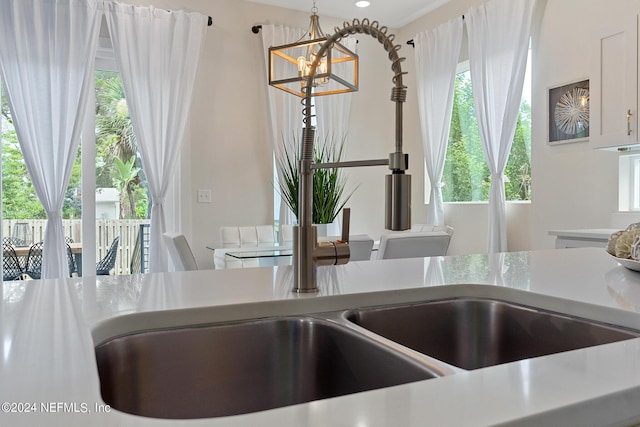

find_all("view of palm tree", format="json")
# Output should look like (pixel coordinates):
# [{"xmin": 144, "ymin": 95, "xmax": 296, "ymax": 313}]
[
  {"xmin": 95, "ymin": 70, "xmax": 148, "ymax": 220},
  {"xmin": 1, "ymin": 71, "xmax": 149, "ymax": 221}
]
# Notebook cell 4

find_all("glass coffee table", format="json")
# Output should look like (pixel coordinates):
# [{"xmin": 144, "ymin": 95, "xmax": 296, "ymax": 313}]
[{"xmin": 207, "ymin": 245, "xmax": 293, "ymax": 269}]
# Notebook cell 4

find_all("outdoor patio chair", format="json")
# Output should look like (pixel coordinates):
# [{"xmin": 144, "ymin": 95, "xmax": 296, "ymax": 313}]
[
  {"xmin": 25, "ymin": 241, "xmax": 76, "ymax": 279},
  {"xmin": 96, "ymin": 236, "xmax": 119, "ymax": 276},
  {"xmin": 65, "ymin": 243, "xmax": 76, "ymax": 277},
  {"xmin": 24, "ymin": 242, "xmax": 43, "ymax": 279},
  {"xmin": 3, "ymin": 241, "xmax": 24, "ymax": 281},
  {"xmin": 64, "ymin": 237, "xmax": 77, "ymax": 275}
]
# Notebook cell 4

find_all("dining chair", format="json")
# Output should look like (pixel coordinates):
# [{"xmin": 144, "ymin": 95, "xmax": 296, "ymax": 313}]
[
  {"xmin": 2, "ymin": 241, "xmax": 24, "ymax": 281},
  {"xmin": 376, "ymin": 229, "xmax": 453, "ymax": 260},
  {"xmin": 318, "ymin": 234, "xmax": 374, "ymax": 261},
  {"xmin": 96, "ymin": 236, "xmax": 120, "ymax": 276},
  {"xmin": 348, "ymin": 235, "xmax": 375, "ymax": 261},
  {"xmin": 163, "ymin": 233, "xmax": 199, "ymax": 271}
]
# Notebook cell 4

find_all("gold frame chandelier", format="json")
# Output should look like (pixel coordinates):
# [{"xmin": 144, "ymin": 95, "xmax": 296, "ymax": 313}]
[{"xmin": 268, "ymin": 1, "xmax": 359, "ymax": 97}]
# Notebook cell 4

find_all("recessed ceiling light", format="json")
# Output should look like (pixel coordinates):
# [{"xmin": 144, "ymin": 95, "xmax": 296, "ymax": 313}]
[{"xmin": 355, "ymin": 1, "xmax": 371, "ymax": 8}]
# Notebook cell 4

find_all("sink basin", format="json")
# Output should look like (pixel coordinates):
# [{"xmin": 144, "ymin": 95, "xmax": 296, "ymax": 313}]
[
  {"xmin": 347, "ymin": 298, "xmax": 640, "ymax": 370},
  {"xmin": 95, "ymin": 316, "xmax": 442, "ymax": 419}
]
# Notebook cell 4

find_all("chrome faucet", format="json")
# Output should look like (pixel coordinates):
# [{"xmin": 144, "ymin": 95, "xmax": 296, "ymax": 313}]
[{"xmin": 293, "ymin": 19, "xmax": 411, "ymax": 293}]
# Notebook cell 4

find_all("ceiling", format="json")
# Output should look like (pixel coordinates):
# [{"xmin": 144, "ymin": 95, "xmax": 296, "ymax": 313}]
[{"xmin": 245, "ymin": 0, "xmax": 451, "ymax": 29}]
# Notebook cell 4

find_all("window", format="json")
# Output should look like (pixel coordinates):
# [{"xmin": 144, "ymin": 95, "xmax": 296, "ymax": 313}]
[
  {"xmin": 619, "ymin": 154, "xmax": 640, "ymax": 212},
  {"xmin": 95, "ymin": 70, "xmax": 149, "ymax": 221},
  {"xmin": 441, "ymin": 56, "xmax": 532, "ymax": 203},
  {"xmin": 1, "ymin": 70, "xmax": 150, "ymax": 275},
  {"xmin": 1, "ymin": 19, "xmax": 189, "ymax": 278},
  {"xmin": 1, "ymin": 88, "xmax": 80, "ymax": 221}
]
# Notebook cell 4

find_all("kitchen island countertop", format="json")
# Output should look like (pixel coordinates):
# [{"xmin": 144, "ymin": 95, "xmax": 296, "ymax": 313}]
[{"xmin": 2, "ymin": 247, "xmax": 640, "ymax": 426}]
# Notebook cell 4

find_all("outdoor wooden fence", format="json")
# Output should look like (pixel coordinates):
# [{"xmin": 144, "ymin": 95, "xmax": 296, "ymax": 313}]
[{"xmin": 3, "ymin": 219, "xmax": 150, "ymax": 275}]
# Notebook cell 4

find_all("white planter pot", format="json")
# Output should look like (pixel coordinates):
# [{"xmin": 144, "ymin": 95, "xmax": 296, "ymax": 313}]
[{"xmin": 313, "ymin": 222, "xmax": 339, "ymax": 237}]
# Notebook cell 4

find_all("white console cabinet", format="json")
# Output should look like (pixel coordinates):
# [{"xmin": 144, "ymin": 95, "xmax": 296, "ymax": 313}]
[{"xmin": 548, "ymin": 229, "xmax": 617, "ymax": 249}]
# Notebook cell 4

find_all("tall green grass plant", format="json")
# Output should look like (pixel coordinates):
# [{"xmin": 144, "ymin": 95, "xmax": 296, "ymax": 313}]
[{"xmin": 276, "ymin": 133, "xmax": 356, "ymax": 224}]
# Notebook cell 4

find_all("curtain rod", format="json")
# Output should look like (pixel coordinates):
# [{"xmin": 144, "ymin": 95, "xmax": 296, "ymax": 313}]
[
  {"xmin": 406, "ymin": 14, "xmax": 464, "ymax": 47},
  {"xmin": 165, "ymin": 9, "xmax": 212, "ymax": 26},
  {"xmin": 251, "ymin": 24, "xmax": 357, "ymax": 43}
]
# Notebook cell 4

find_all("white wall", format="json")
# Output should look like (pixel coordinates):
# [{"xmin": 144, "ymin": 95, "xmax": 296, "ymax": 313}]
[
  {"xmin": 528, "ymin": 0, "xmax": 633, "ymax": 249},
  {"xmin": 119, "ymin": 0, "xmax": 639, "ymax": 267},
  {"xmin": 118, "ymin": 0, "xmax": 403, "ymax": 268},
  {"xmin": 400, "ymin": 0, "xmax": 638, "ymax": 255},
  {"xmin": 399, "ymin": 0, "xmax": 539, "ymax": 256}
]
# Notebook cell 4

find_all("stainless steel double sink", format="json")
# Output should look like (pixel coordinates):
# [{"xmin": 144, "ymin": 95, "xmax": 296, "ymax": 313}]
[{"xmin": 94, "ymin": 297, "xmax": 640, "ymax": 419}]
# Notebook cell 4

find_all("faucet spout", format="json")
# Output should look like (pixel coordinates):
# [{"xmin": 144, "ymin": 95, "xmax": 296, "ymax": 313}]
[{"xmin": 292, "ymin": 19, "xmax": 412, "ymax": 293}]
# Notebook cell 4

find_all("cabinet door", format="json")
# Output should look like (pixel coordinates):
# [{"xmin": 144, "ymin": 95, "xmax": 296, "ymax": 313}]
[{"xmin": 591, "ymin": 16, "xmax": 638, "ymax": 149}]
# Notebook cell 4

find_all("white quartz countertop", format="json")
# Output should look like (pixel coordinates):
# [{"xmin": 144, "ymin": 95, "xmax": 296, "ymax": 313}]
[{"xmin": 3, "ymin": 248, "xmax": 640, "ymax": 426}]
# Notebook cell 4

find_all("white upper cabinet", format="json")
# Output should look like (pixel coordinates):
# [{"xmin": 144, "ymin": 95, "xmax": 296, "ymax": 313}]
[{"xmin": 591, "ymin": 16, "xmax": 639, "ymax": 150}]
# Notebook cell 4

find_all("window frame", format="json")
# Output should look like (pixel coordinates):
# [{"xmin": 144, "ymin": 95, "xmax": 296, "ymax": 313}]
[
  {"xmin": 619, "ymin": 153, "xmax": 640, "ymax": 212},
  {"xmin": 426, "ymin": 51, "xmax": 532, "ymax": 205},
  {"xmin": 80, "ymin": 35, "xmax": 187, "ymax": 275}
]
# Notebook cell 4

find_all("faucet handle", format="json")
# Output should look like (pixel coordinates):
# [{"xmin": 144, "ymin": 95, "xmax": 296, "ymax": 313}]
[
  {"xmin": 314, "ymin": 208, "xmax": 351, "ymax": 267},
  {"xmin": 340, "ymin": 208, "xmax": 350, "ymax": 243}
]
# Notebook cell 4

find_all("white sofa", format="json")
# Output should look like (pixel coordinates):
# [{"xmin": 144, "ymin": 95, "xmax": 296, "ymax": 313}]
[{"xmin": 219, "ymin": 225, "xmax": 276, "ymax": 248}]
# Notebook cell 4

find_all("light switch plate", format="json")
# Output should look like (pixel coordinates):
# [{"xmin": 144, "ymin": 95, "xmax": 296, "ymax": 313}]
[{"xmin": 197, "ymin": 189, "xmax": 212, "ymax": 203}]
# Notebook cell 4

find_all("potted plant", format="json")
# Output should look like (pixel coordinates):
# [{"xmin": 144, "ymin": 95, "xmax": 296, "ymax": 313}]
[{"xmin": 276, "ymin": 133, "xmax": 356, "ymax": 234}]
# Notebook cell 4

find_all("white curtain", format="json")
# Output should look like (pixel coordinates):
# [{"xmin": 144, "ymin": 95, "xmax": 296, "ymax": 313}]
[
  {"xmin": 313, "ymin": 37, "xmax": 357, "ymax": 235},
  {"xmin": 414, "ymin": 17, "xmax": 463, "ymax": 226},
  {"xmin": 261, "ymin": 25, "xmax": 305, "ymax": 229},
  {"xmin": 466, "ymin": 0, "xmax": 535, "ymax": 253},
  {"xmin": 315, "ymin": 38, "xmax": 357, "ymax": 140},
  {"xmin": 104, "ymin": 2, "xmax": 207, "ymax": 273},
  {"xmin": 0, "ymin": 0, "xmax": 101, "ymax": 279}
]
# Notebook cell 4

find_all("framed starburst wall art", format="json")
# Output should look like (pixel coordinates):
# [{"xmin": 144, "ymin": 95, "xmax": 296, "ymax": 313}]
[{"xmin": 548, "ymin": 79, "xmax": 589, "ymax": 145}]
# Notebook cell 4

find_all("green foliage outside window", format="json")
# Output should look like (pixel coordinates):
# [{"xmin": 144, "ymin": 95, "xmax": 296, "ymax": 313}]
[
  {"xmin": 95, "ymin": 71, "xmax": 148, "ymax": 220},
  {"xmin": 1, "ymin": 71, "xmax": 149, "ymax": 221},
  {"xmin": 1, "ymin": 94, "xmax": 47, "ymax": 219},
  {"xmin": 442, "ymin": 72, "xmax": 532, "ymax": 202}
]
